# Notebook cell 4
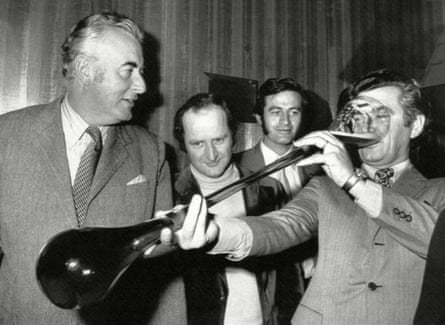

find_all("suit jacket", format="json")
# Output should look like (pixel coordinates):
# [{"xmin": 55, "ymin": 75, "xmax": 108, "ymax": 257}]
[
  {"xmin": 0, "ymin": 98, "xmax": 186, "ymax": 325},
  {"xmin": 241, "ymin": 167, "xmax": 445, "ymax": 325},
  {"xmin": 175, "ymin": 165, "xmax": 286, "ymax": 325},
  {"xmin": 414, "ymin": 209, "xmax": 445, "ymax": 325}
]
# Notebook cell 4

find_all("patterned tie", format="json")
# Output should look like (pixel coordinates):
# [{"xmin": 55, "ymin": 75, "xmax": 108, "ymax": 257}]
[
  {"xmin": 374, "ymin": 167, "xmax": 395, "ymax": 188},
  {"xmin": 72, "ymin": 127, "xmax": 102, "ymax": 226}
]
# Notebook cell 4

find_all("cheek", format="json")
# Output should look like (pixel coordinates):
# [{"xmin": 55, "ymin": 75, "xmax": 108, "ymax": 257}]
[
  {"xmin": 264, "ymin": 115, "xmax": 278, "ymax": 129},
  {"xmin": 185, "ymin": 147, "xmax": 202, "ymax": 163},
  {"xmin": 290, "ymin": 116, "xmax": 302, "ymax": 129},
  {"xmin": 219, "ymin": 144, "xmax": 232, "ymax": 159}
]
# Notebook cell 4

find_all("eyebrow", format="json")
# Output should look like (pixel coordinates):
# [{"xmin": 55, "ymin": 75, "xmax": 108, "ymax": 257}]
[{"xmin": 122, "ymin": 61, "xmax": 138, "ymax": 68}]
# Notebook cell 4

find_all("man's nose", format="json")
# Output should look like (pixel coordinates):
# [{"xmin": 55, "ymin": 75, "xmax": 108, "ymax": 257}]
[
  {"xmin": 133, "ymin": 73, "xmax": 147, "ymax": 94},
  {"xmin": 280, "ymin": 112, "xmax": 290, "ymax": 125},
  {"xmin": 205, "ymin": 143, "xmax": 218, "ymax": 161}
]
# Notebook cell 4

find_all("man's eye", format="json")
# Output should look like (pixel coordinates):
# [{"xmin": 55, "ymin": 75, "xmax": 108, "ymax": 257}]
[
  {"xmin": 289, "ymin": 109, "xmax": 301, "ymax": 116},
  {"xmin": 213, "ymin": 138, "xmax": 225, "ymax": 145},
  {"xmin": 120, "ymin": 69, "xmax": 133, "ymax": 79},
  {"xmin": 191, "ymin": 141, "xmax": 203, "ymax": 147}
]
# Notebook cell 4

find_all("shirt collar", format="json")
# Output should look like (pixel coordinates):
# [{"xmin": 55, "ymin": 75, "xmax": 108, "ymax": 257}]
[
  {"xmin": 260, "ymin": 140, "xmax": 293, "ymax": 164},
  {"xmin": 61, "ymin": 95, "xmax": 108, "ymax": 148},
  {"xmin": 362, "ymin": 160, "xmax": 411, "ymax": 182}
]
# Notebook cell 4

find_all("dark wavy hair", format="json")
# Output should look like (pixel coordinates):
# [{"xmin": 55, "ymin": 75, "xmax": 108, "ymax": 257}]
[
  {"xmin": 255, "ymin": 77, "xmax": 309, "ymax": 116},
  {"xmin": 174, "ymin": 93, "xmax": 237, "ymax": 151},
  {"xmin": 61, "ymin": 11, "xmax": 143, "ymax": 78}
]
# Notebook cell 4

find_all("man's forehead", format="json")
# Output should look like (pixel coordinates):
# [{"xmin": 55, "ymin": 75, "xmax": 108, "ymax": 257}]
[
  {"xmin": 357, "ymin": 86, "xmax": 402, "ymax": 110},
  {"xmin": 183, "ymin": 107, "xmax": 229, "ymax": 133}
]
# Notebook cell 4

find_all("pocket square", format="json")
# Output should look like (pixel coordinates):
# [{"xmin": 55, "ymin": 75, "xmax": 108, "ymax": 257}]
[{"xmin": 127, "ymin": 175, "xmax": 147, "ymax": 185}]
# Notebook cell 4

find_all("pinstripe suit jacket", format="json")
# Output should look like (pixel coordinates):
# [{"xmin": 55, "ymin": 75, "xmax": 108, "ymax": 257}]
[
  {"xmin": 242, "ymin": 168, "xmax": 445, "ymax": 325},
  {"xmin": 0, "ymin": 98, "xmax": 186, "ymax": 324}
]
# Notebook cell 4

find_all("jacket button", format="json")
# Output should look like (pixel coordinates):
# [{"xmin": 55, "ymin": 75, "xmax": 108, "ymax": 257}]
[{"xmin": 368, "ymin": 282, "xmax": 380, "ymax": 291}]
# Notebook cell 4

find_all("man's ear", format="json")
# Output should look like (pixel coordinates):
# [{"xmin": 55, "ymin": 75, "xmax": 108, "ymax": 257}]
[
  {"xmin": 73, "ymin": 55, "xmax": 93, "ymax": 85},
  {"xmin": 254, "ymin": 114, "xmax": 262, "ymax": 126},
  {"xmin": 410, "ymin": 113, "xmax": 426, "ymax": 139}
]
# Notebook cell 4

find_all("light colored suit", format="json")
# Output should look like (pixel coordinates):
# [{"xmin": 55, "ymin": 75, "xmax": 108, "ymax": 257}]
[
  {"xmin": 242, "ymin": 168, "xmax": 445, "ymax": 324},
  {"xmin": 0, "ymin": 98, "xmax": 186, "ymax": 324}
]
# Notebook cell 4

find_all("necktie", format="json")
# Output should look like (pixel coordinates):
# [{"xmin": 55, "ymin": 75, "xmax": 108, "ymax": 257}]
[
  {"xmin": 73, "ymin": 127, "xmax": 102, "ymax": 226},
  {"xmin": 374, "ymin": 167, "xmax": 394, "ymax": 187}
]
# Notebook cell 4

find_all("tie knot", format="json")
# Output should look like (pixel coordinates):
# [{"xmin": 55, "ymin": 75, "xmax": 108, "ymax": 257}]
[
  {"xmin": 86, "ymin": 127, "xmax": 102, "ymax": 152},
  {"xmin": 374, "ymin": 167, "xmax": 394, "ymax": 187}
]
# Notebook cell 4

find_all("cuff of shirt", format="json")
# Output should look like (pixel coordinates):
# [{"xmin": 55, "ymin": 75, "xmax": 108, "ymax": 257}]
[
  {"xmin": 350, "ymin": 179, "xmax": 383, "ymax": 218},
  {"xmin": 208, "ymin": 217, "xmax": 253, "ymax": 261}
]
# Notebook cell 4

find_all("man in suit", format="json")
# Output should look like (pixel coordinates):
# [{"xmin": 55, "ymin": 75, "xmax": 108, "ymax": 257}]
[
  {"xmin": 0, "ymin": 12, "xmax": 187, "ymax": 324},
  {"xmin": 166, "ymin": 69, "xmax": 445, "ymax": 324},
  {"xmin": 173, "ymin": 93, "xmax": 286, "ymax": 325},
  {"xmin": 237, "ymin": 77, "xmax": 316, "ymax": 200}
]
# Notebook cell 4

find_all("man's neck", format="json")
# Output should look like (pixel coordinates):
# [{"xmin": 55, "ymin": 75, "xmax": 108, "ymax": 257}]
[{"xmin": 262, "ymin": 137, "xmax": 292, "ymax": 156}]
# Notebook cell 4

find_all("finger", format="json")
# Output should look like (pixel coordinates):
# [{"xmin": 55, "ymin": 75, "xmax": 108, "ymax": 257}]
[
  {"xmin": 181, "ymin": 194, "xmax": 203, "ymax": 232},
  {"xmin": 195, "ymin": 197, "xmax": 207, "ymax": 236},
  {"xmin": 296, "ymin": 152, "xmax": 326, "ymax": 167},
  {"xmin": 159, "ymin": 227, "xmax": 174, "ymax": 245},
  {"xmin": 293, "ymin": 133, "xmax": 331, "ymax": 149},
  {"xmin": 204, "ymin": 220, "xmax": 219, "ymax": 244}
]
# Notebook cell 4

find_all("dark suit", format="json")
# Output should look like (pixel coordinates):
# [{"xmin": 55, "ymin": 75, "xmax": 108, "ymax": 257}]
[
  {"xmin": 414, "ymin": 209, "xmax": 445, "ymax": 325},
  {"xmin": 241, "ymin": 167, "xmax": 445, "ymax": 324},
  {"xmin": 0, "ymin": 98, "xmax": 186, "ymax": 324}
]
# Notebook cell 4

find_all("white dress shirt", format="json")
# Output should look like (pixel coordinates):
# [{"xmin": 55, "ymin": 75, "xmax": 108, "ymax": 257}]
[
  {"xmin": 260, "ymin": 141, "xmax": 303, "ymax": 199},
  {"xmin": 61, "ymin": 96, "xmax": 108, "ymax": 185}
]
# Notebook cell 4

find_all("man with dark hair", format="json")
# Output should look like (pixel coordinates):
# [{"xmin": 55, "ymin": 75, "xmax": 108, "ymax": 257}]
[
  {"xmin": 166, "ymin": 70, "xmax": 445, "ymax": 324},
  {"xmin": 239, "ymin": 77, "xmax": 315, "ymax": 199},
  {"xmin": 173, "ymin": 93, "xmax": 286, "ymax": 325},
  {"xmin": 0, "ymin": 12, "xmax": 187, "ymax": 324}
]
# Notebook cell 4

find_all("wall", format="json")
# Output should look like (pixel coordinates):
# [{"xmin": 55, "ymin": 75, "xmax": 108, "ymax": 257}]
[{"xmin": 0, "ymin": 0, "xmax": 444, "ymax": 146}]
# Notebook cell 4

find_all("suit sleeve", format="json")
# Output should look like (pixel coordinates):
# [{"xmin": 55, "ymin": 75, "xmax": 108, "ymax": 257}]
[
  {"xmin": 374, "ymin": 179, "xmax": 445, "ymax": 258},
  {"xmin": 242, "ymin": 177, "xmax": 320, "ymax": 257}
]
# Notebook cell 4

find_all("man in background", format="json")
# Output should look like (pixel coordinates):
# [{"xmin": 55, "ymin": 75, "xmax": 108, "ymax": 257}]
[
  {"xmin": 237, "ymin": 77, "xmax": 317, "ymax": 199},
  {"xmin": 173, "ymin": 93, "xmax": 286, "ymax": 325},
  {"xmin": 0, "ymin": 12, "xmax": 186, "ymax": 324},
  {"xmin": 167, "ymin": 69, "xmax": 445, "ymax": 324}
]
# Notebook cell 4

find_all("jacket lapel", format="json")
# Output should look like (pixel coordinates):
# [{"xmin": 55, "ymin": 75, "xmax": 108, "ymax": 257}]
[
  {"xmin": 392, "ymin": 166, "xmax": 427, "ymax": 197},
  {"xmin": 89, "ymin": 126, "xmax": 129, "ymax": 201},
  {"xmin": 369, "ymin": 166, "xmax": 427, "ymax": 239}
]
